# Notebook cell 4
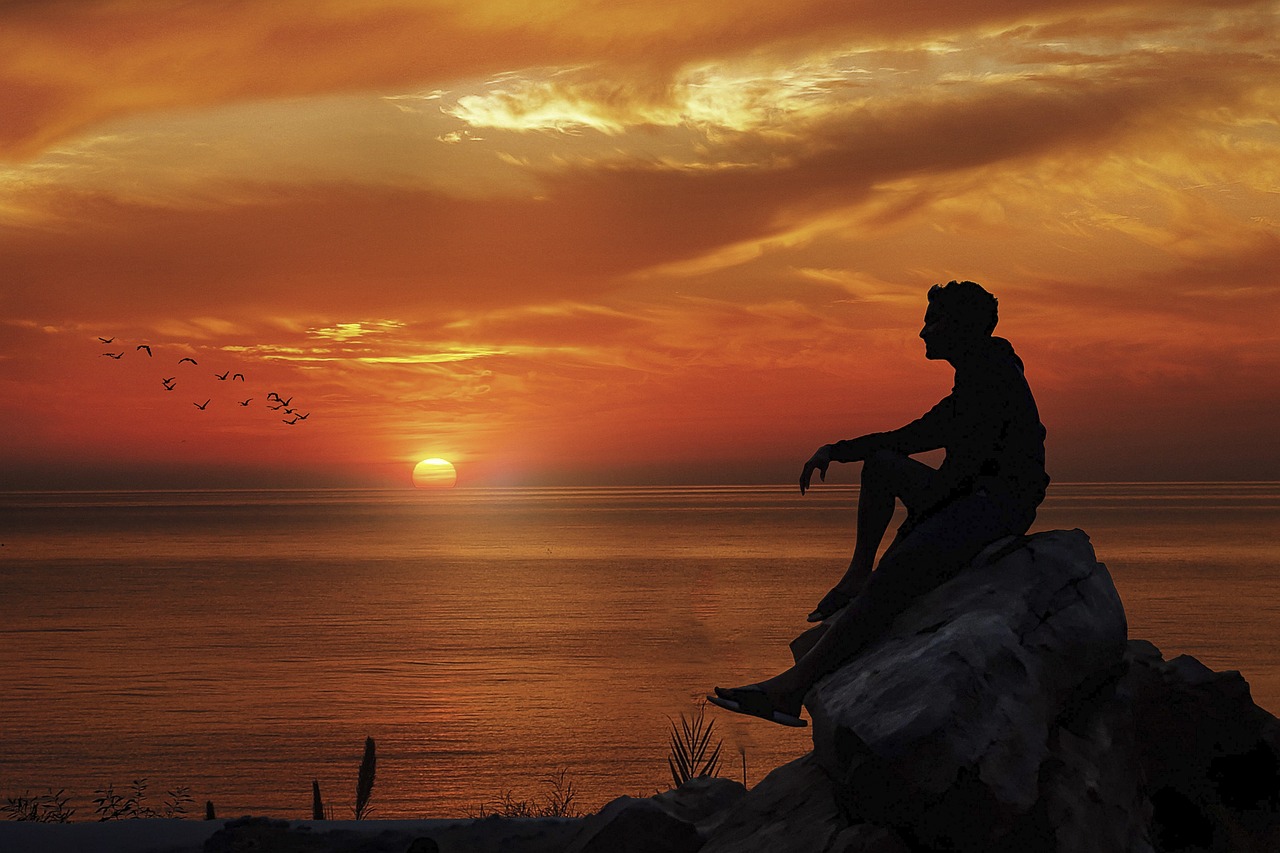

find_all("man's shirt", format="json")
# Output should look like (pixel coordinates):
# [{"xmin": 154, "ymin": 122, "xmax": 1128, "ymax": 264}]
[{"xmin": 830, "ymin": 336, "xmax": 1049, "ymax": 513}]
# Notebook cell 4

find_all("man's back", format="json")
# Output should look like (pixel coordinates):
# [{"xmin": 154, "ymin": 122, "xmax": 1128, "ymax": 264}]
[{"xmin": 934, "ymin": 335, "xmax": 1048, "ymax": 506}]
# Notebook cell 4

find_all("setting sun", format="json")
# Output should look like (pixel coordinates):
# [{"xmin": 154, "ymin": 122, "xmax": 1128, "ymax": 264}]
[{"xmin": 412, "ymin": 458, "xmax": 457, "ymax": 489}]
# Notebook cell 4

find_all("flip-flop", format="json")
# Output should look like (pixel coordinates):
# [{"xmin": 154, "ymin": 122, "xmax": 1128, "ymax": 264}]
[{"xmin": 707, "ymin": 685, "xmax": 807, "ymax": 727}]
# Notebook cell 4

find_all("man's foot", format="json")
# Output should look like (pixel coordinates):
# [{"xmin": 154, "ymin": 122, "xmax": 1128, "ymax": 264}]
[
  {"xmin": 707, "ymin": 685, "xmax": 807, "ymax": 727},
  {"xmin": 806, "ymin": 586, "xmax": 853, "ymax": 623}
]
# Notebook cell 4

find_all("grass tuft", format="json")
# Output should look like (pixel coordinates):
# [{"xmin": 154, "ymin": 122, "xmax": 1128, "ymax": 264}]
[
  {"xmin": 469, "ymin": 768, "xmax": 581, "ymax": 818},
  {"xmin": 667, "ymin": 699, "xmax": 723, "ymax": 788}
]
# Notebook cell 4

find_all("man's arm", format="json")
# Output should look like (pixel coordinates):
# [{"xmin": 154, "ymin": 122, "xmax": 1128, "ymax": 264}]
[{"xmin": 799, "ymin": 395, "xmax": 955, "ymax": 494}]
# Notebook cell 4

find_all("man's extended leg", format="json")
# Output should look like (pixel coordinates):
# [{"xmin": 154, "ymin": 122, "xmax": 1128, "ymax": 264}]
[
  {"xmin": 808, "ymin": 449, "xmax": 934, "ymax": 622},
  {"xmin": 717, "ymin": 488, "xmax": 1034, "ymax": 721}
]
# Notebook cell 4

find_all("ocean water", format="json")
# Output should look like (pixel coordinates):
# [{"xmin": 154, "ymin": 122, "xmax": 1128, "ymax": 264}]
[{"xmin": 1, "ymin": 483, "xmax": 1278, "ymax": 819}]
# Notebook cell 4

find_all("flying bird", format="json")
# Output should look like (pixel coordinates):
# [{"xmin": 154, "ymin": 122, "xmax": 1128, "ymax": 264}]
[
  {"xmin": 215, "ymin": 371, "xmax": 229, "ymax": 380},
  {"xmin": 232, "ymin": 373, "xmax": 245, "ymax": 381},
  {"xmin": 238, "ymin": 399, "xmax": 253, "ymax": 406},
  {"xmin": 278, "ymin": 396, "xmax": 293, "ymax": 406},
  {"xmin": 266, "ymin": 392, "xmax": 280, "ymax": 402},
  {"xmin": 194, "ymin": 400, "xmax": 210, "ymax": 410},
  {"xmin": 284, "ymin": 408, "xmax": 296, "ymax": 415},
  {"xmin": 162, "ymin": 376, "xmax": 175, "ymax": 383},
  {"xmin": 296, "ymin": 412, "xmax": 310, "ymax": 421},
  {"xmin": 268, "ymin": 403, "xmax": 284, "ymax": 410},
  {"xmin": 283, "ymin": 416, "xmax": 299, "ymax": 424},
  {"xmin": 178, "ymin": 357, "xmax": 198, "ymax": 365},
  {"xmin": 98, "ymin": 336, "xmax": 114, "ymax": 343},
  {"xmin": 136, "ymin": 345, "xmax": 152, "ymax": 356},
  {"xmin": 102, "ymin": 352, "xmax": 123, "ymax": 359}
]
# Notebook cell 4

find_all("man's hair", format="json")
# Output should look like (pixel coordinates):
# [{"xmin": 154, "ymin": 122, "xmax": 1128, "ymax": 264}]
[{"xmin": 927, "ymin": 280, "xmax": 998, "ymax": 335}]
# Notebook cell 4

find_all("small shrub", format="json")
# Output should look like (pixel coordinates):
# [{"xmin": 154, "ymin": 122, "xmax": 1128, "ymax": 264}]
[
  {"xmin": 94, "ymin": 779, "xmax": 157, "ymax": 820},
  {"xmin": 2, "ymin": 789, "xmax": 75, "ymax": 823},
  {"xmin": 163, "ymin": 785, "xmax": 194, "ymax": 818}
]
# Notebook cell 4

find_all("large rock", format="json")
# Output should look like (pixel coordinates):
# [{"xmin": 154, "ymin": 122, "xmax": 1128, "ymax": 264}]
[
  {"xmin": 700, "ymin": 528, "xmax": 1280, "ymax": 852},
  {"xmin": 1121, "ymin": 641, "xmax": 1280, "ymax": 852},
  {"xmin": 564, "ymin": 795, "xmax": 704, "ymax": 853},
  {"xmin": 565, "ymin": 778, "xmax": 747, "ymax": 853},
  {"xmin": 806, "ymin": 528, "xmax": 1135, "ymax": 849}
]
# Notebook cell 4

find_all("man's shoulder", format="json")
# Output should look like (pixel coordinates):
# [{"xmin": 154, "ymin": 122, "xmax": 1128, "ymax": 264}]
[
  {"xmin": 986, "ymin": 335, "xmax": 1017, "ymax": 355},
  {"xmin": 967, "ymin": 335, "xmax": 1018, "ymax": 368},
  {"xmin": 982, "ymin": 336, "xmax": 1025, "ymax": 370}
]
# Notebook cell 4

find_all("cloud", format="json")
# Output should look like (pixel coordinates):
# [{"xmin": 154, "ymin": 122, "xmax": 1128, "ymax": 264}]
[
  {"xmin": 3, "ymin": 0, "xmax": 1271, "ymax": 159},
  {"xmin": 4, "ymin": 30, "xmax": 1275, "ymax": 326}
]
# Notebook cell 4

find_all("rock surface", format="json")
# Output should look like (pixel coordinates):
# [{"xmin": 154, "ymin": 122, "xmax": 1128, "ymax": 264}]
[
  {"xmin": 697, "ymin": 528, "xmax": 1280, "ymax": 853},
  {"xmin": 805, "ymin": 527, "xmax": 1136, "ymax": 850}
]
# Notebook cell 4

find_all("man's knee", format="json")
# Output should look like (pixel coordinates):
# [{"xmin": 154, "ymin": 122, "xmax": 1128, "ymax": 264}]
[
  {"xmin": 861, "ymin": 450, "xmax": 932, "ymax": 508},
  {"xmin": 861, "ymin": 449, "xmax": 910, "ymax": 484}
]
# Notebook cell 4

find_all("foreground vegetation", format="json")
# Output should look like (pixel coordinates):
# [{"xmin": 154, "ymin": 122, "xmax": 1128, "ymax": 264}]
[
  {"xmin": 3, "ymin": 702, "xmax": 733, "ymax": 823},
  {"xmin": 2, "ymin": 780, "xmax": 196, "ymax": 823}
]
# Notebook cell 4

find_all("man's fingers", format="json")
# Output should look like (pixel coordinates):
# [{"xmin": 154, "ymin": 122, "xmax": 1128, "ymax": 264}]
[{"xmin": 801, "ymin": 449, "xmax": 831, "ymax": 494}]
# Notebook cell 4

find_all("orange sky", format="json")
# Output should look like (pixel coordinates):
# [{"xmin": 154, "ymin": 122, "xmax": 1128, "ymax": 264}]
[{"xmin": 2, "ymin": 0, "xmax": 1278, "ymax": 489}]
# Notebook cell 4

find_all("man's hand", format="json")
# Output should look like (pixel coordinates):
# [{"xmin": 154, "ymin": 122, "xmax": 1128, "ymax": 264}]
[{"xmin": 800, "ymin": 445, "xmax": 833, "ymax": 495}]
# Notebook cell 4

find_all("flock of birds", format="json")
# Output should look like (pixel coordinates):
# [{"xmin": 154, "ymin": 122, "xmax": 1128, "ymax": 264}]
[{"xmin": 97, "ymin": 336, "xmax": 311, "ymax": 425}]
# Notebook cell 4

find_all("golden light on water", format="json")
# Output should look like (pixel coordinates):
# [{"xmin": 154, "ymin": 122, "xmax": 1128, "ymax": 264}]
[{"xmin": 412, "ymin": 457, "xmax": 458, "ymax": 489}]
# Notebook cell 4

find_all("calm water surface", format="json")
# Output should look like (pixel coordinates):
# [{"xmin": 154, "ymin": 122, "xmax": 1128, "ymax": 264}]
[{"xmin": 2, "ymin": 483, "xmax": 1278, "ymax": 818}]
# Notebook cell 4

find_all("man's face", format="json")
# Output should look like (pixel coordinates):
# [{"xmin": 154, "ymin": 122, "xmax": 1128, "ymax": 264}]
[{"xmin": 920, "ymin": 303, "xmax": 961, "ymax": 360}]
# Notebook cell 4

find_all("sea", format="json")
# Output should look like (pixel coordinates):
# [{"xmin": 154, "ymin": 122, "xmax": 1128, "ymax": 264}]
[{"xmin": 2, "ymin": 483, "xmax": 1278, "ymax": 820}]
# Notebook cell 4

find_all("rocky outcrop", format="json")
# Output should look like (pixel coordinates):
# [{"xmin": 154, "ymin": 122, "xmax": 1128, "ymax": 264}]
[
  {"xmin": 803, "ymin": 527, "xmax": 1137, "ymax": 851},
  {"xmin": 697, "ymin": 528, "xmax": 1280, "ymax": 853},
  {"xmin": 1122, "ymin": 640, "xmax": 1280, "ymax": 852},
  {"xmin": 564, "ymin": 778, "xmax": 747, "ymax": 853}
]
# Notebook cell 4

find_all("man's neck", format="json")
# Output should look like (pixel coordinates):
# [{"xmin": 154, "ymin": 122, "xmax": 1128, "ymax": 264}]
[{"xmin": 945, "ymin": 336, "xmax": 992, "ymax": 369}]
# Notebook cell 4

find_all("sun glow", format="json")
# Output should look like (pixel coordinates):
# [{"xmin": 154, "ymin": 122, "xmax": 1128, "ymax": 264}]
[{"xmin": 412, "ymin": 458, "xmax": 457, "ymax": 489}]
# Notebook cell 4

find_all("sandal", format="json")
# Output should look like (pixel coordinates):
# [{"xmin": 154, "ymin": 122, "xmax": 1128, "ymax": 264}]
[{"xmin": 708, "ymin": 685, "xmax": 807, "ymax": 727}]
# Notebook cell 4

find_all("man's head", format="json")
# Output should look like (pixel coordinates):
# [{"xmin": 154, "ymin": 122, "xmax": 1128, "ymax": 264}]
[{"xmin": 920, "ymin": 280, "xmax": 998, "ymax": 361}]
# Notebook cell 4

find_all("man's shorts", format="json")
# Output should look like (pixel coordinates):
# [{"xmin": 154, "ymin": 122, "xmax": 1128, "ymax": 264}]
[{"xmin": 861, "ymin": 486, "xmax": 1037, "ymax": 624}]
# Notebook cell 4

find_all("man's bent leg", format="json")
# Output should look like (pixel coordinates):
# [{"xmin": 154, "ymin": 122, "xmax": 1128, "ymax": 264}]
[
  {"xmin": 770, "ymin": 489, "xmax": 1033, "ymax": 696},
  {"xmin": 851, "ymin": 449, "xmax": 935, "ymax": 578},
  {"xmin": 809, "ymin": 450, "xmax": 935, "ymax": 622}
]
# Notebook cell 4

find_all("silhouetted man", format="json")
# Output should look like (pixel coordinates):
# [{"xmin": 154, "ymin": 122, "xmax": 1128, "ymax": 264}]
[{"xmin": 710, "ymin": 280, "xmax": 1048, "ymax": 726}]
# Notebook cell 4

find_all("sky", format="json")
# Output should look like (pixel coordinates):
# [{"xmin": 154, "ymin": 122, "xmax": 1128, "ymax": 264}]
[{"xmin": 1, "ymin": 0, "xmax": 1278, "ymax": 489}]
